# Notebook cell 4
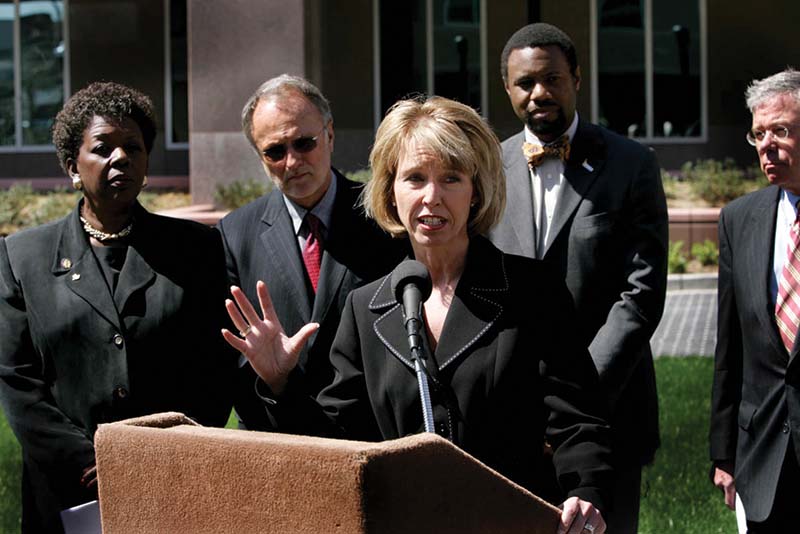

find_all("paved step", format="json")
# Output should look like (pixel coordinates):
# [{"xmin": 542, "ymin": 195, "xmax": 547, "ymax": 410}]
[{"xmin": 651, "ymin": 288, "xmax": 717, "ymax": 357}]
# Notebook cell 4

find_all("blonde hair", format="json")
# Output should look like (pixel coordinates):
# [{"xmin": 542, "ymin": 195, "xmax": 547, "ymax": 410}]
[{"xmin": 363, "ymin": 96, "xmax": 506, "ymax": 237}]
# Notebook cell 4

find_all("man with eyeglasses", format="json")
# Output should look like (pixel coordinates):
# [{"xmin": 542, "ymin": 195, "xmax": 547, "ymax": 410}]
[
  {"xmin": 710, "ymin": 67, "xmax": 800, "ymax": 533},
  {"xmin": 217, "ymin": 74, "xmax": 404, "ymax": 431}
]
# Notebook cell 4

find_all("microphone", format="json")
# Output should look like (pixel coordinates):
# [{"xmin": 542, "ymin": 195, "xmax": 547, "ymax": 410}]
[
  {"xmin": 391, "ymin": 260, "xmax": 436, "ymax": 433},
  {"xmin": 391, "ymin": 260, "xmax": 433, "ymax": 361}
]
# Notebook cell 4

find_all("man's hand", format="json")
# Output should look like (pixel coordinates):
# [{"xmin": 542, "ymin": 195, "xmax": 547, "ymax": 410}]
[{"xmin": 713, "ymin": 462, "xmax": 736, "ymax": 510}]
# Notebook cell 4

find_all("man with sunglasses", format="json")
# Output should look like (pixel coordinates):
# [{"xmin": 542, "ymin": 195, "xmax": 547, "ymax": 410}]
[
  {"xmin": 217, "ymin": 74, "xmax": 404, "ymax": 431},
  {"xmin": 710, "ymin": 68, "xmax": 800, "ymax": 533}
]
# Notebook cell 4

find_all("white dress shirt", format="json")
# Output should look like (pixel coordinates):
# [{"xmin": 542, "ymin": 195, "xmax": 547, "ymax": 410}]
[
  {"xmin": 283, "ymin": 169, "xmax": 337, "ymax": 252},
  {"xmin": 770, "ymin": 188, "xmax": 800, "ymax": 306},
  {"xmin": 524, "ymin": 112, "xmax": 579, "ymax": 258}
]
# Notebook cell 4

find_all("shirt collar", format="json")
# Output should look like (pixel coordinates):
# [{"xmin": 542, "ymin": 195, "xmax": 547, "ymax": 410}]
[
  {"xmin": 283, "ymin": 169, "xmax": 337, "ymax": 236},
  {"xmin": 781, "ymin": 188, "xmax": 800, "ymax": 221},
  {"xmin": 524, "ymin": 111, "xmax": 579, "ymax": 147}
]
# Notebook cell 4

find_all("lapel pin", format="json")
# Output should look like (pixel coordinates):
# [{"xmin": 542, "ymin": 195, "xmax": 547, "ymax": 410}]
[
  {"xmin": 582, "ymin": 160, "xmax": 594, "ymax": 172},
  {"xmin": 60, "ymin": 258, "xmax": 72, "ymax": 269},
  {"xmin": 71, "ymin": 273, "xmax": 81, "ymax": 281}
]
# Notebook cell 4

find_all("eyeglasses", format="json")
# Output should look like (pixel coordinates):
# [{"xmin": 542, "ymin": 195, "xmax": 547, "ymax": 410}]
[
  {"xmin": 746, "ymin": 125, "xmax": 792, "ymax": 146},
  {"xmin": 262, "ymin": 126, "xmax": 327, "ymax": 162}
]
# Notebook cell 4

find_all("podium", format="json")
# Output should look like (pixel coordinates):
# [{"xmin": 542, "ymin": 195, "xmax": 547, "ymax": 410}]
[{"xmin": 94, "ymin": 412, "xmax": 560, "ymax": 533}]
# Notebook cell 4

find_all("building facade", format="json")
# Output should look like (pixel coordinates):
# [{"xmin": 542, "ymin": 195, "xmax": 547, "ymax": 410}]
[{"xmin": 1, "ymin": 0, "xmax": 797, "ymax": 202}]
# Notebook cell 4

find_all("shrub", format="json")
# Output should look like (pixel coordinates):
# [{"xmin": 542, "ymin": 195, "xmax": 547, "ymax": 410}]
[
  {"xmin": 138, "ymin": 191, "xmax": 191, "ymax": 212},
  {"xmin": 691, "ymin": 239, "xmax": 719, "ymax": 266},
  {"xmin": 24, "ymin": 187, "xmax": 78, "ymax": 227},
  {"xmin": 345, "ymin": 169, "xmax": 372, "ymax": 184},
  {"xmin": 661, "ymin": 170, "xmax": 679, "ymax": 200},
  {"xmin": 1, "ymin": 184, "xmax": 78, "ymax": 235},
  {"xmin": 0, "ymin": 183, "xmax": 35, "ymax": 228},
  {"xmin": 682, "ymin": 158, "xmax": 759, "ymax": 205},
  {"xmin": 669, "ymin": 241, "xmax": 688, "ymax": 274},
  {"xmin": 215, "ymin": 179, "xmax": 271, "ymax": 210},
  {"xmin": 0, "ymin": 187, "xmax": 190, "ymax": 236}
]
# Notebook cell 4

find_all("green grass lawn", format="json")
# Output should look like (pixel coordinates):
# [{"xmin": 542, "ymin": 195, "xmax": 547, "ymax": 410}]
[
  {"xmin": 639, "ymin": 357, "xmax": 736, "ymax": 533},
  {"xmin": 0, "ymin": 357, "xmax": 736, "ymax": 532},
  {"xmin": 0, "ymin": 411, "xmax": 21, "ymax": 533}
]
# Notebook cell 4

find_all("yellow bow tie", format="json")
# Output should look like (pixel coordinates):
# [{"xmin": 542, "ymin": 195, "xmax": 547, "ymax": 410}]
[{"xmin": 523, "ymin": 136, "xmax": 571, "ymax": 168}]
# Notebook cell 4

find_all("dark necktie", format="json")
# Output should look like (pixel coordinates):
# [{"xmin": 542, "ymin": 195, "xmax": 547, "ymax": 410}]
[
  {"xmin": 302, "ymin": 213, "xmax": 323, "ymax": 293},
  {"xmin": 776, "ymin": 201, "xmax": 800, "ymax": 353},
  {"xmin": 522, "ymin": 135, "xmax": 571, "ymax": 169}
]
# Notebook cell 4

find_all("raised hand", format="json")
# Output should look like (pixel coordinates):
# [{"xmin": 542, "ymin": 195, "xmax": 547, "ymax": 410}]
[{"xmin": 221, "ymin": 281, "xmax": 319, "ymax": 394}]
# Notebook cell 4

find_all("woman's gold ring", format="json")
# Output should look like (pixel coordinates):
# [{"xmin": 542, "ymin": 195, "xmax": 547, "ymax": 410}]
[{"xmin": 239, "ymin": 325, "xmax": 252, "ymax": 337}]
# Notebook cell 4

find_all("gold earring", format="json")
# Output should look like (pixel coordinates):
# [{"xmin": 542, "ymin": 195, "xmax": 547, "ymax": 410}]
[{"xmin": 71, "ymin": 176, "xmax": 83, "ymax": 191}]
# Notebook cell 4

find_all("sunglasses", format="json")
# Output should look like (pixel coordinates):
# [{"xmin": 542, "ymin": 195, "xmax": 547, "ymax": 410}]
[{"xmin": 262, "ymin": 126, "xmax": 327, "ymax": 162}]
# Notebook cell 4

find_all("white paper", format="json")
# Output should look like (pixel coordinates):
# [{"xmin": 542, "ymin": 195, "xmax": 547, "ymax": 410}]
[
  {"xmin": 735, "ymin": 493, "xmax": 747, "ymax": 534},
  {"xmin": 60, "ymin": 499, "xmax": 101, "ymax": 534}
]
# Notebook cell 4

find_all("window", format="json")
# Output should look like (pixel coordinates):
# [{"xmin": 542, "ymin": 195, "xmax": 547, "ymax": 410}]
[
  {"xmin": 0, "ymin": 0, "xmax": 67, "ymax": 151},
  {"xmin": 164, "ymin": 0, "xmax": 188, "ymax": 148},
  {"xmin": 592, "ymin": 0, "xmax": 706, "ymax": 142},
  {"xmin": 374, "ymin": 0, "xmax": 486, "ymax": 126}
]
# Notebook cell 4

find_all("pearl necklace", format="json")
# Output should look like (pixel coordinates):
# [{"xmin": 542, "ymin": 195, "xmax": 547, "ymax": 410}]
[{"xmin": 80, "ymin": 216, "xmax": 133, "ymax": 242}]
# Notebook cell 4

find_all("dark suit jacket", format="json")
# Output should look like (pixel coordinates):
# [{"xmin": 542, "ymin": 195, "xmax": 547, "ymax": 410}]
[
  {"xmin": 218, "ymin": 170, "xmax": 405, "ymax": 430},
  {"xmin": 709, "ymin": 185, "xmax": 800, "ymax": 522},
  {"xmin": 272, "ymin": 237, "xmax": 614, "ymax": 511},
  {"xmin": 0, "ymin": 202, "xmax": 236, "ymax": 533},
  {"xmin": 489, "ymin": 121, "xmax": 668, "ymax": 466}
]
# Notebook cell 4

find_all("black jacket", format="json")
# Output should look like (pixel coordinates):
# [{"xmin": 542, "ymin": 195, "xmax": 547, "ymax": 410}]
[
  {"xmin": 218, "ymin": 170, "xmax": 405, "ymax": 430},
  {"xmin": 710, "ymin": 185, "xmax": 800, "ymax": 522},
  {"xmin": 0, "ymin": 202, "xmax": 236, "ymax": 533},
  {"xmin": 272, "ymin": 237, "xmax": 614, "ymax": 511},
  {"xmin": 489, "ymin": 122, "xmax": 668, "ymax": 465}
]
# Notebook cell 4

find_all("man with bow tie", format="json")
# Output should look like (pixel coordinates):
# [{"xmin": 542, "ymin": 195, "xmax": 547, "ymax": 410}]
[{"xmin": 488, "ymin": 23, "xmax": 668, "ymax": 534}]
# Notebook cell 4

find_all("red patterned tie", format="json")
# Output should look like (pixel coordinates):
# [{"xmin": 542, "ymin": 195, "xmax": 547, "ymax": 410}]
[
  {"xmin": 302, "ymin": 213, "xmax": 323, "ymax": 293},
  {"xmin": 775, "ymin": 204, "xmax": 800, "ymax": 353}
]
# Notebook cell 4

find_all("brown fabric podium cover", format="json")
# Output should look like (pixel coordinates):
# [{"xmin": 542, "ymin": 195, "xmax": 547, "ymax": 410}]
[{"xmin": 95, "ymin": 412, "xmax": 559, "ymax": 533}]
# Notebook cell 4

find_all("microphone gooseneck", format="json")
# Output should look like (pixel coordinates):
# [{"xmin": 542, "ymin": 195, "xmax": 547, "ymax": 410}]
[{"xmin": 390, "ymin": 260, "xmax": 435, "ymax": 433}]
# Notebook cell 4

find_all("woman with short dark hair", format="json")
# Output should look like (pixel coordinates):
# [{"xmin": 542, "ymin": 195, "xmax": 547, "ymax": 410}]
[{"xmin": 0, "ymin": 81, "xmax": 236, "ymax": 533}]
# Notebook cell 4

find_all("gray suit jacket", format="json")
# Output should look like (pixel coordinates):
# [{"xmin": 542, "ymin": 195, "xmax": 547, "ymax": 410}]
[
  {"xmin": 217, "ymin": 170, "xmax": 405, "ymax": 430},
  {"xmin": 489, "ymin": 121, "xmax": 668, "ymax": 466},
  {"xmin": 710, "ymin": 185, "xmax": 800, "ymax": 522}
]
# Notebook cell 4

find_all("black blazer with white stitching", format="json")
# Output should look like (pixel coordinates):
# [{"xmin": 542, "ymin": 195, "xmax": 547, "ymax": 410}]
[{"xmin": 273, "ymin": 236, "xmax": 614, "ymax": 511}]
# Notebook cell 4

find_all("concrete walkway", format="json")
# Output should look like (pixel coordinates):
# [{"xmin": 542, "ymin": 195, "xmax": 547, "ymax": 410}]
[{"xmin": 650, "ymin": 273, "xmax": 717, "ymax": 357}]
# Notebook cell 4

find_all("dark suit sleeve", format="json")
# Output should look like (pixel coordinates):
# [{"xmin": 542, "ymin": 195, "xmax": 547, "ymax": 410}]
[
  {"xmin": 180, "ymin": 227, "xmax": 238, "ymax": 428},
  {"xmin": 540, "ymin": 273, "xmax": 614, "ymax": 512},
  {"xmin": 316, "ymin": 291, "xmax": 383, "ymax": 442},
  {"xmin": 217, "ymin": 217, "xmax": 240, "ymax": 288},
  {"xmin": 588, "ymin": 148, "xmax": 668, "ymax": 406},
  {"xmin": 709, "ymin": 208, "xmax": 742, "ymax": 463},
  {"xmin": 0, "ymin": 237, "xmax": 96, "ymax": 504},
  {"xmin": 261, "ymin": 291, "xmax": 382, "ymax": 441}
]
